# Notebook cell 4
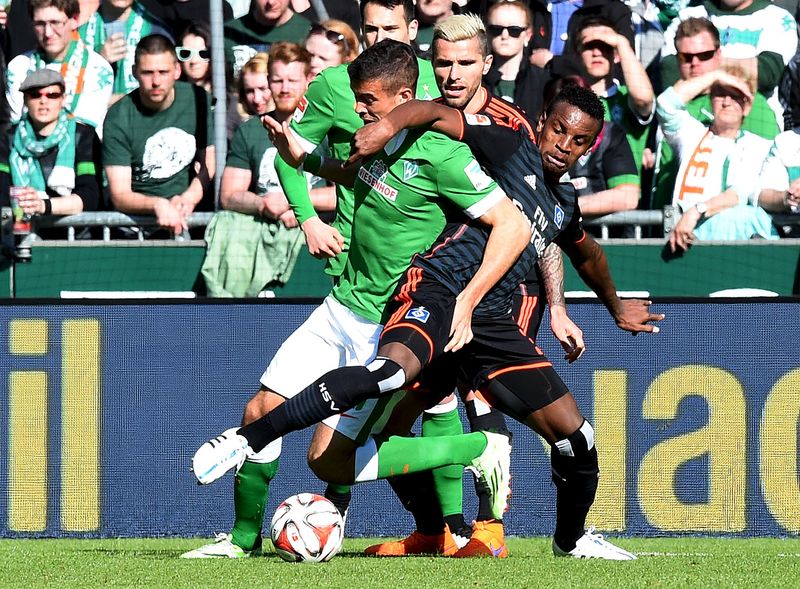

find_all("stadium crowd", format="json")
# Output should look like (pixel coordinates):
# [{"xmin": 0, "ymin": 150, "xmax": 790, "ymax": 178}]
[{"xmin": 0, "ymin": 0, "xmax": 798, "ymax": 277}]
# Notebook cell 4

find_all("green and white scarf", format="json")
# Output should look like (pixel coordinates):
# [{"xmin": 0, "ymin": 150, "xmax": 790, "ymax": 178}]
[
  {"xmin": 31, "ymin": 39, "xmax": 90, "ymax": 116},
  {"xmin": 10, "ymin": 111, "xmax": 77, "ymax": 196},
  {"xmin": 78, "ymin": 12, "xmax": 105, "ymax": 53},
  {"xmin": 112, "ymin": 1, "xmax": 152, "ymax": 95}
]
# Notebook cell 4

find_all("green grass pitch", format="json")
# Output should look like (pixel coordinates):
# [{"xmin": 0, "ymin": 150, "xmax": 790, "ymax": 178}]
[{"xmin": 1, "ymin": 537, "xmax": 798, "ymax": 588}]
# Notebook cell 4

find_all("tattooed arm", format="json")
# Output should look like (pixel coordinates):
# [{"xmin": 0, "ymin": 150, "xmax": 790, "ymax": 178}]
[{"xmin": 539, "ymin": 243, "xmax": 585, "ymax": 362}]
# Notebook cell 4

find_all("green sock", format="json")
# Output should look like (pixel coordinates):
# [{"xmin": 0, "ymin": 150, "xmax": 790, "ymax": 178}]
[
  {"xmin": 376, "ymin": 432, "xmax": 487, "ymax": 479},
  {"xmin": 230, "ymin": 459, "xmax": 279, "ymax": 551},
  {"xmin": 422, "ymin": 409, "xmax": 465, "ymax": 518}
]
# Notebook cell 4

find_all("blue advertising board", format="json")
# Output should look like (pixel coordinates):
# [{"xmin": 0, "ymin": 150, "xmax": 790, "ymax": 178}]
[{"xmin": 0, "ymin": 302, "xmax": 798, "ymax": 538}]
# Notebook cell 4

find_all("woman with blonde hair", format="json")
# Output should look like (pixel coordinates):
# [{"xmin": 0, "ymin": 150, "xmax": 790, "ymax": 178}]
[
  {"xmin": 237, "ymin": 52, "xmax": 276, "ymax": 119},
  {"xmin": 304, "ymin": 19, "xmax": 360, "ymax": 76}
]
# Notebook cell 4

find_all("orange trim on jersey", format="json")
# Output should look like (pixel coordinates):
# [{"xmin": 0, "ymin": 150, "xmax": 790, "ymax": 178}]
[
  {"xmin": 487, "ymin": 360, "xmax": 552, "ymax": 380},
  {"xmin": 574, "ymin": 229, "xmax": 587, "ymax": 244},
  {"xmin": 486, "ymin": 97, "xmax": 536, "ymax": 140},
  {"xmin": 386, "ymin": 267, "xmax": 423, "ymax": 326},
  {"xmin": 456, "ymin": 110, "xmax": 465, "ymax": 141},
  {"xmin": 381, "ymin": 321, "xmax": 435, "ymax": 365}
]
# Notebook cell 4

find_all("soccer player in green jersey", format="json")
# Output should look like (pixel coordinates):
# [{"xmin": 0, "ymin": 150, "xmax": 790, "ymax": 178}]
[{"xmin": 183, "ymin": 0, "xmax": 471, "ymax": 559}]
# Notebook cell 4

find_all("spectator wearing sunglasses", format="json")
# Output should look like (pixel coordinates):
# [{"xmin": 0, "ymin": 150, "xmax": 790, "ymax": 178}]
[
  {"xmin": 661, "ymin": 0, "xmax": 797, "ymax": 117},
  {"xmin": 6, "ymin": 0, "xmax": 113, "ymax": 136},
  {"xmin": 224, "ymin": 0, "xmax": 312, "ymax": 79},
  {"xmin": 0, "ymin": 69, "xmax": 103, "ymax": 225},
  {"xmin": 305, "ymin": 20, "xmax": 360, "ymax": 77},
  {"xmin": 651, "ymin": 18, "xmax": 779, "ymax": 210},
  {"xmin": 177, "ymin": 22, "xmax": 213, "ymax": 92},
  {"xmin": 483, "ymin": 0, "xmax": 550, "ymax": 120}
]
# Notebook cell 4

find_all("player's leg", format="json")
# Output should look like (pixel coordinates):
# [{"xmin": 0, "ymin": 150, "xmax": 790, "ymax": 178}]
[
  {"xmin": 481, "ymin": 365, "xmax": 636, "ymax": 560},
  {"xmin": 185, "ymin": 297, "xmax": 369, "ymax": 557}
]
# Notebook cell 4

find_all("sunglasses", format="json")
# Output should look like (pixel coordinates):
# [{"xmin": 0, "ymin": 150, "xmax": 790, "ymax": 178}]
[
  {"xmin": 677, "ymin": 49, "xmax": 716, "ymax": 64},
  {"xmin": 309, "ymin": 24, "xmax": 350, "ymax": 54},
  {"xmin": 23, "ymin": 90, "xmax": 64, "ymax": 100},
  {"xmin": 487, "ymin": 24, "xmax": 527, "ymax": 38},
  {"xmin": 176, "ymin": 47, "xmax": 210, "ymax": 62}
]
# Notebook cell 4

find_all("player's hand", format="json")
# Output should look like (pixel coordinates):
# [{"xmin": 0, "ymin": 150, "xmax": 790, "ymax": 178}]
[
  {"xmin": 261, "ymin": 116, "xmax": 306, "ymax": 168},
  {"xmin": 668, "ymin": 207, "xmax": 700, "ymax": 253},
  {"xmin": 549, "ymin": 304, "xmax": 586, "ymax": 363},
  {"xmin": 346, "ymin": 118, "xmax": 395, "ymax": 166},
  {"xmin": 301, "ymin": 216, "xmax": 344, "ymax": 258},
  {"xmin": 258, "ymin": 191, "xmax": 291, "ymax": 220},
  {"xmin": 445, "ymin": 292, "xmax": 476, "ymax": 353},
  {"xmin": 613, "ymin": 299, "xmax": 664, "ymax": 335}
]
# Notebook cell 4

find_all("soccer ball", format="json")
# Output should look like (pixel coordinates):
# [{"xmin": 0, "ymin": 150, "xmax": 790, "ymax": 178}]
[{"xmin": 270, "ymin": 493, "xmax": 344, "ymax": 562}]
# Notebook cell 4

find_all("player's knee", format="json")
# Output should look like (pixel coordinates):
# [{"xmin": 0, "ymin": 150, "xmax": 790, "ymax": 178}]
[
  {"xmin": 242, "ymin": 387, "xmax": 282, "ymax": 425},
  {"xmin": 307, "ymin": 447, "xmax": 355, "ymax": 485},
  {"xmin": 551, "ymin": 420, "xmax": 599, "ymax": 483}
]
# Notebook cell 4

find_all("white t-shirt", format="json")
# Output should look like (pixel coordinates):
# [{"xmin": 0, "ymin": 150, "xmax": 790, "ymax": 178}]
[{"xmin": 758, "ymin": 129, "xmax": 800, "ymax": 193}]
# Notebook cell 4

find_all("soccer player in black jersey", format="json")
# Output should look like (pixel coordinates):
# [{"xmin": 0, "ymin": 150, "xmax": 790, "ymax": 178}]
[{"xmin": 193, "ymin": 16, "xmax": 664, "ymax": 560}]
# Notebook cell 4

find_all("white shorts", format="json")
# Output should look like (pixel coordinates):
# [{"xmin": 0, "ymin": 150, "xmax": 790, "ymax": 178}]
[{"xmin": 260, "ymin": 295, "xmax": 402, "ymax": 443}]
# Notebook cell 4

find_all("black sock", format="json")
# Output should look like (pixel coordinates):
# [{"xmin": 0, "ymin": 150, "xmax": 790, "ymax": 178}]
[
  {"xmin": 444, "ymin": 514, "xmax": 472, "ymax": 539},
  {"xmin": 387, "ymin": 471, "xmax": 445, "ymax": 536},
  {"xmin": 324, "ymin": 485, "xmax": 352, "ymax": 519},
  {"xmin": 552, "ymin": 446, "xmax": 599, "ymax": 552}
]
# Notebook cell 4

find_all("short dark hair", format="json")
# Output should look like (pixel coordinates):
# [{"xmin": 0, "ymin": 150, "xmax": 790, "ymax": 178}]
[
  {"xmin": 359, "ymin": 0, "xmax": 415, "ymax": 24},
  {"xmin": 573, "ymin": 15, "xmax": 617, "ymax": 51},
  {"xmin": 348, "ymin": 39, "xmax": 418, "ymax": 94},
  {"xmin": 545, "ymin": 84, "xmax": 605, "ymax": 126},
  {"xmin": 135, "ymin": 34, "xmax": 177, "ymax": 65},
  {"xmin": 29, "ymin": 0, "xmax": 79, "ymax": 19}
]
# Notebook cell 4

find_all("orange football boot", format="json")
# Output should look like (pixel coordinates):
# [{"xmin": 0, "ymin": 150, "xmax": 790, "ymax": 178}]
[
  {"xmin": 364, "ymin": 525, "xmax": 458, "ymax": 557},
  {"xmin": 452, "ymin": 520, "xmax": 509, "ymax": 558}
]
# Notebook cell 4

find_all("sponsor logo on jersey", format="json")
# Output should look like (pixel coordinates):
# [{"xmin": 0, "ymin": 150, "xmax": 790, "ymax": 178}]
[
  {"xmin": 554, "ymin": 204, "xmax": 565, "ymax": 229},
  {"xmin": 422, "ymin": 84, "xmax": 432, "ymax": 100},
  {"xmin": 464, "ymin": 160, "xmax": 492, "ymax": 191},
  {"xmin": 513, "ymin": 200, "xmax": 550, "ymax": 258},
  {"xmin": 405, "ymin": 306, "xmax": 430, "ymax": 323},
  {"xmin": 292, "ymin": 96, "xmax": 308, "ymax": 123},
  {"xmin": 403, "ymin": 160, "xmax": 420, "ymax": 181},
  {"xmin": 358, "ymin": 159, "xmax": 398, "ymax": 201},
  {"xmin": 465, "ymin": 113, "xmax": 491, "ymax": 126},
  {"xmin": 524, "ymin": 174, "xmax": 537, "ymax": 191}
]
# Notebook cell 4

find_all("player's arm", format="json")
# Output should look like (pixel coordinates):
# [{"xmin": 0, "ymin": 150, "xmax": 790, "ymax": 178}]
[
  {"xmin": 558, "ymin": 229, "xmax": 664, "ymax": 334},
  {"xmin": 347, "ymin": 100, "xmax": 463, "ymax": 163},
  {"xmin": 539, "ymin": 243, "xmax": 585, "ymax": 363}
]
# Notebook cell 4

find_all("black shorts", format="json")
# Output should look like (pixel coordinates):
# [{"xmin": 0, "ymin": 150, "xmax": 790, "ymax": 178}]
[{"xmin": 381, "ymin": 266, "xmax": 569, "ymax": 416}]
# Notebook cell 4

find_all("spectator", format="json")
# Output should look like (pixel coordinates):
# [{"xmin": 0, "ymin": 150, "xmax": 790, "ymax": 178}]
[
  {"xmin": 652, "ymin": 17, "xmax": 779, "ymax": 209},
  {"xmin": 661, "ymin": 0, "xmax": 798, "ymax": 112},
  {"xmin": 780, "ymin": 53, "xmax": 799, "ymax": 131},
  {"xmin": 483, "ymin": 0, "xmax": 549, "ymax": 120},
  {"xmin": 96, "ymin": 0, "xmax": 173, "ymax": 102},
  {"xmin": 0, "ymin": 69, "xmax": 102, "ymax": 223},
  {"xmin": 415, "ymin": 0, "xmax": 457, "ymax": 55},
  {"xmin": 177, "ymin": 22, "xmax": 212, "ymax": 92},
  {"xmin": 77, "ymin": 0, "xmax": 103, "ymax": 51},
  {"xmin": 575, "ymin": 15, "xmax": 655, "ymax": 171},
  {"xmin": 103, "ymin": 34, "xmax": 215, "ymax": 235},
  {"xmin": 527, "ymin": 0, "xmax": 636, "ymax": 80},
  {"xmin": 2, "ymin": 0, "xmax": 37, "ymax": 60},
  {"xmin": 224, "ymin": 0, "xmax": 313, "ymax": 78},
  {"xmin": 657, "ymin": 67, "xmax": 776, "ymax": 253},
  {"xmin": 548, "ymin": 76, "xmax": 640, "ymax": 216},
  {"xmin": 6, "ymin": 0, "xmax": 113, "ymax": 136},
  {"xmin": 757, "ymin": 127, "xmax": 800, "ymax": 215},
  {"xmin": 202, "ymin": 42, "xmax": 335, "ymax": 297},
  {"xmin": 296, "ymin": 0, "xmax": 361, "ymax": 34},
  {"xmin": 236, "ymin": 52, "xmax": 275, "ymax": 121},
  {"xmin": 305, "ymin": 19, "xmax": 360, "ymax": 77}
]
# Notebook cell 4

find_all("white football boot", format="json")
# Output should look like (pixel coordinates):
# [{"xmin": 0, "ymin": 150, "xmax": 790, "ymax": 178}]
[
  {"xmin": 553, "ymin": 527, "xmax": 637, "ymax": 560},
  {"xmin": 180, "ymin": 533, "xmax": 260, "ymax": 559},
  {"xmin": 467, "ymin": 431, "xmax": 511, "ymax": 520},
  {"xmin": 192, "ymin": 428, "xmax": 252, "ymax": 485}
]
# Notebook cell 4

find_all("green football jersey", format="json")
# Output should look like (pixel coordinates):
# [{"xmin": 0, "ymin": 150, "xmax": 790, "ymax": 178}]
[
  {"xmin": 280, "ymin": 57, "xmax": 440, "ymax": 278},
  {"xmin": 103, "ymin": 82, "xmax": 214, "ymax": 198},
  {"xmin": 332, "ymin": 128, "xmax": 506, "ymax": 323}
]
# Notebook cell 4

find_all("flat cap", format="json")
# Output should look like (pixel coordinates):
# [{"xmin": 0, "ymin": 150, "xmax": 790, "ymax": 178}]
[{"xmin": 19, "ymin": 69, "xmax": 65, "ymax": 93}]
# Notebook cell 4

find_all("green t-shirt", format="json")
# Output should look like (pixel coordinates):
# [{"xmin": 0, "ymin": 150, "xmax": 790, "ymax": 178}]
[
  {"xmin": 224, "ymin": 12, "xmax": 312, "ymax": 76},
  {"xmin": 103, "ymin": 81, "xmax": 214, "ymax": 198},
  {"xmin": 280, "ymin": 57, "xmax": 440, "ymax": 277},
  {"xmin": 651, "ymin": 92, "xmax": 780, "ymax": 209},
  {"xmin": 601, "ymin": 84, "xmax": 652, "ymax": 173},
  {"xmin": 332, "ymin": 128, "xmax": 505, "ymax": 323}
]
